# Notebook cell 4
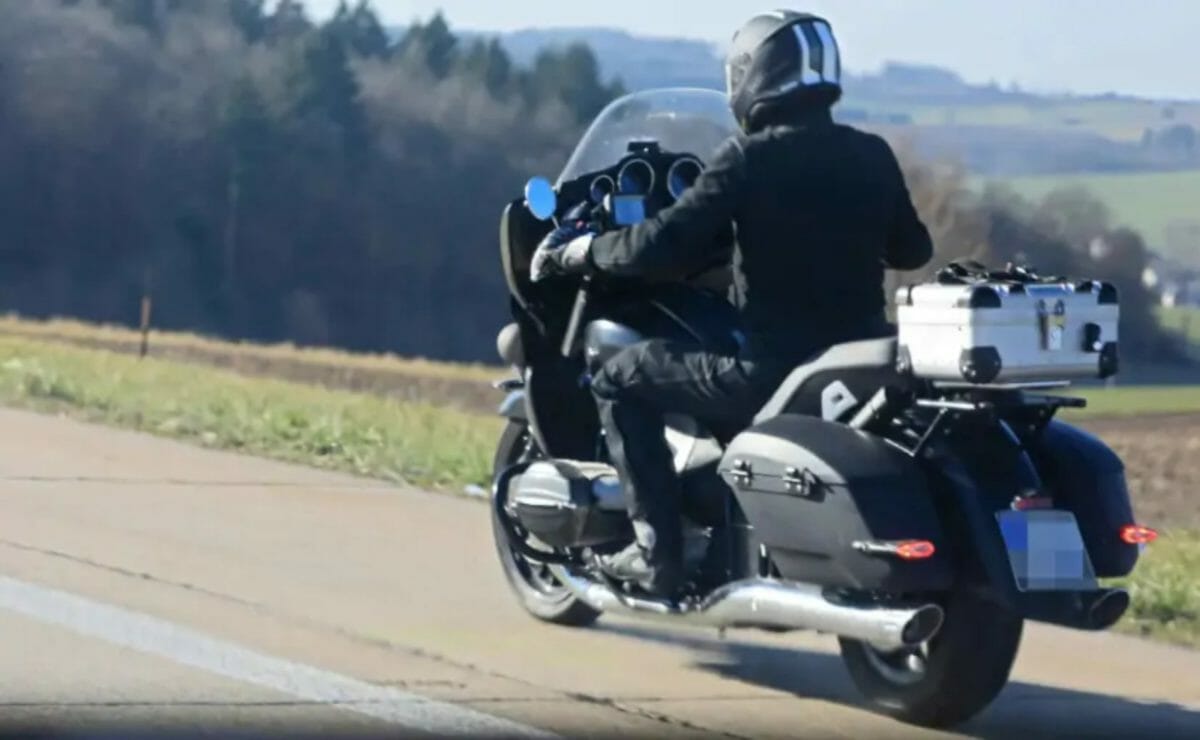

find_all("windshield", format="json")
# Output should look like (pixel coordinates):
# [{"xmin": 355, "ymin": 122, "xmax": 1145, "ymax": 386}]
[{"xmin": 558, "ymin": 88, "xmax": 737, "ymax": 184}]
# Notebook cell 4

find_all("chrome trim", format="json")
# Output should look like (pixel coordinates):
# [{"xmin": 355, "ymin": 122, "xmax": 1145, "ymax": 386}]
[
  {"xmin": 589, "ymin": 174, "xmax": 616, "ymax": 203},
  {"xmin": 492, "ymin": 377, "xmax": 524, "ymax": 391},
  {"xmin": 617, "ymin": 158, "xmax": 655, "ymax": 196},
  {"xmin": 667, "ymin": 157, "xmax": 704, "ymax": 200},
  {"xmin": 548, "ymin": 568, "xmax": 943, "ymax": 652}
]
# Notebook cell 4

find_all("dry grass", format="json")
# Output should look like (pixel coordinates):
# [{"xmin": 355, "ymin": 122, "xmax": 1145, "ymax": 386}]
[{"xmin": 0, "ymin": 315, "xmax": 507, "ymax": 414}]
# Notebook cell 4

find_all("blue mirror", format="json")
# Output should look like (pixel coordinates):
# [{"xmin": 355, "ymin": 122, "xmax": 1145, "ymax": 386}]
[{"xmin": 524, "ymin": 177, "xmax": 557, "ymax": 221}]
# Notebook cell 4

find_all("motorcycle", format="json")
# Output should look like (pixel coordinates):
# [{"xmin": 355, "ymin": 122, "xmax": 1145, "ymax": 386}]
[{"xmin": 488, "ymin": 88, "xmax": 1154, "ymax": 728}]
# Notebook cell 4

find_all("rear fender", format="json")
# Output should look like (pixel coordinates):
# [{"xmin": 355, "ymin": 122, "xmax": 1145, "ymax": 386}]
[
  {"xmin": 1031, "ymin": 421, "xmax": 1139, "ymax": 578},
  {"xmin": 926, "ymin": 453, "xmax": 1025, "ymax": 609}
]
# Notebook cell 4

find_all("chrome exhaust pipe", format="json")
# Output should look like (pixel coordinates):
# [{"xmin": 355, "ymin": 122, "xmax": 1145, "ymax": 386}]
[{"xmin": 549, "ymin": 566, "xmax": 943, "ymax": 652}]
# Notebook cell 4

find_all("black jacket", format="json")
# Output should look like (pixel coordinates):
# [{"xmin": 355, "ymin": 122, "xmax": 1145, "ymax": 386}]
[{"xmin": 589, "ymin": 110, "xmax": 933, "ymax": 364}]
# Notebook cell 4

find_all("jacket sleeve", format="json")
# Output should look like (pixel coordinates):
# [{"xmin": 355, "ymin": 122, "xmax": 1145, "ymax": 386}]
[
  {"xmin": 588, "ymin": 138, "xmax": 747, "ymax": 281},
  {"xmin": 877, "ymin": 138, "xmax": 934, "ymax": 271}
]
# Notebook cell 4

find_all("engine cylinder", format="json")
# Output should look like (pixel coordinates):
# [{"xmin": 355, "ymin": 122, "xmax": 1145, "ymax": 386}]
[{"xmin": 509, "ymin": 461, "xmax": 631, "ymax": 548}]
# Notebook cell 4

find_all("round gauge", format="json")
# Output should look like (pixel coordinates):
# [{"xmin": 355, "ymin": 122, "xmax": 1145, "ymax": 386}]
[
  {"xmin": 589, "ymin": 174, "xmax": 615, "ymax": 203},
  {"xmin": 617, "ymin": 159, "xmax": 655, "ymax": 196},
  {"xmin": 667, "ymin": 158, "xmax": 704, "ymax": 200}
]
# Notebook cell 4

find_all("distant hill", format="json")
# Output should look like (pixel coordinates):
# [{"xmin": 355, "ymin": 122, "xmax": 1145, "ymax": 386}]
[
  {"xmin": 491, "ymin": 27, "xmax": 724, "ymax": 91},
  {"xmin": 440, "ymin": 27, "xmax": 1200, "ymax": 179}
]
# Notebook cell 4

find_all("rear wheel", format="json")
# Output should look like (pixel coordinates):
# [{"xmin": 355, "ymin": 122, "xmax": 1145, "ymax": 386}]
[
  {"xmin": 490, "ymin": 420, "xmax": 601, "ymax": 627},
  {"xmin": 839, "ymin": 586, "xmax": 1023, "ymax": 728}
]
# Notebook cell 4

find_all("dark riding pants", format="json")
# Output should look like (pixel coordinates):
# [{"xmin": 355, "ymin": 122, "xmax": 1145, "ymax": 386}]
[{"xmin": 590, "ymin": 339, "xmax": 785, "ymax": 588}]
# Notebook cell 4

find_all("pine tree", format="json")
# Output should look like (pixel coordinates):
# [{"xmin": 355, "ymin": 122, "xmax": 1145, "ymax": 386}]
[
  {"xmin": 285, "ymin": 29, "xmax": 370, "ymax": 167},
  {"xmin": 528, "ymin": 43, "xmax": 624, "ymax": 123},
  {"xmin": 327, "ymin": 0, "xmax": 391, "ymax": 59},
  {"xmin": 459, "ymin": 38, "xmax": 513, "ymax": 98},
  {"xmin": 227, "ymin": 0, "xmax": 268, "ymax": 44},
  {"xmin": 397, "ymin": 12, "xmax": 458, "ymax": 78}
]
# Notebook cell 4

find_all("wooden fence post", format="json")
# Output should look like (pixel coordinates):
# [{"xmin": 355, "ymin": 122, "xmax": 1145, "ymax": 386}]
[{"xmin": 139, "ymin": 293, "xmax": 153, "ymax": 359}]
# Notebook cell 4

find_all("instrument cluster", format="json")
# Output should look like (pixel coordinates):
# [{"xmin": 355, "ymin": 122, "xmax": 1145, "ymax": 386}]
[{"xmin": 559, "ymin": 144, "xmax": 707, "ymax": 220}]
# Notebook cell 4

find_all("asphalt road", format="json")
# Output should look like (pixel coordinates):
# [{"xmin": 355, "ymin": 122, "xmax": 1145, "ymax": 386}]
[{"xmin": 0, "ymin": 407, "xmax": 1198, "ymax": 739}]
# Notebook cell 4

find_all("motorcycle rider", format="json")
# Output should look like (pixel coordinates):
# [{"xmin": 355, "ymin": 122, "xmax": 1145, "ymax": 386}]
[{"xmin": 532, "ymin": 11, "xmax": 933, "ymax": 599}]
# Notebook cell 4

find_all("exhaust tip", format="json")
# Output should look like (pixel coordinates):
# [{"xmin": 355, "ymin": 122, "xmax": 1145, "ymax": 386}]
[
  {"xmin": 1087, "ymin": 589, "xmax": 1130, "ymax": 630},
  {"xmin": 901, "ymin": 604, "xmax": 945, "ymax": 646}
]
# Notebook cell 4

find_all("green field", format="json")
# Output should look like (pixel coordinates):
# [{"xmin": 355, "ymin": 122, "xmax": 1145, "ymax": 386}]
[
  {"xmin": 996, "ymin": 169, "xmax": 1200, "ymax": 264},
  {"xmin": 1068, "ymin": 385, "xmax": 1200, "ymax": 418},
  {"xmin": 861, "ymin": 97, "xmax": 1200, "ymax": 143},
  {"xmin": 1159, "ymin": 305, "xmax": 1200, "ymax": 344}
]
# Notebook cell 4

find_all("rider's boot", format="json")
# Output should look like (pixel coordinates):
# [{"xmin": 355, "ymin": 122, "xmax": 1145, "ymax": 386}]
[{"xmin": 599, "ymin": 520, "xmax": 684, "ymax": 600}]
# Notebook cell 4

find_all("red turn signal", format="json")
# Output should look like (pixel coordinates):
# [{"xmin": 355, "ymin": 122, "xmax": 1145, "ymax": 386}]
[
  {"xmin": 1120, "ymin": 525, "xmax": 1158, "ymax": 545},
  {"xmin": 894, "ymin": 540, "xmax": 937, "ymax": 561},
  {"xmin": 1012, "ymin": 496, "xmax": 1054, "ymax": 511}
]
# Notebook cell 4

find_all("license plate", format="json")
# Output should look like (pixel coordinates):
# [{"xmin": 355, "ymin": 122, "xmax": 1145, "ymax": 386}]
[{"xmin": 996, "ymin": 510, "xmax": 1097, "ymax": 591}]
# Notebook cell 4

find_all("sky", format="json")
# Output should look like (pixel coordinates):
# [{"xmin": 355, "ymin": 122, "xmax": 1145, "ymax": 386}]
[{"xmin": 303, "ymin": 1, "xmax": 1197, "ymax": 100}]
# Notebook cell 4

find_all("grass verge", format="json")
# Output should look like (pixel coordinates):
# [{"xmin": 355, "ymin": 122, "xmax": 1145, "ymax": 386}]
[
  {"xmin": 1113, "ymin": 531, "xmax": 1200, "ymax": 649},
  {"xmin": 0, "ymin": 336, "xmax": 502, "ymax": 489},
  {"xmin": 0, "ymin": 335, "xmax": 1194, "ymax": 648}
]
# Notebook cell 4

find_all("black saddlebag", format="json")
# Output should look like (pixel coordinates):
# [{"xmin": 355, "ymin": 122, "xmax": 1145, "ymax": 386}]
[
  {"xmin": 1031, "ymin": 421, "xmax": 1140, "ymax": 578},
  {"xmin": 719, "ymin": 415, "xmax": 954, "ymax": 592},
  {"xmin": 509, "ymin": 460, "xmax": 631, "ymax": 548}
]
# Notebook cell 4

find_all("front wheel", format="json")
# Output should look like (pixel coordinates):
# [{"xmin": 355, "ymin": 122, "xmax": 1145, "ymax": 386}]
[
  {"xmin": 839, "ymin": 586, "xmax": 1023, "ymax": 728},
  {"xmin": 490, "ymin": 420, "xmax": 600, "ymax": 627}
]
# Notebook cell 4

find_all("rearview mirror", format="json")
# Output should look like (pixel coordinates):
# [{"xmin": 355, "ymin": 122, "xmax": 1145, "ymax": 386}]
[{"xmin": 524, "ymin": 177, "xmax": 557, "ymax": 221}]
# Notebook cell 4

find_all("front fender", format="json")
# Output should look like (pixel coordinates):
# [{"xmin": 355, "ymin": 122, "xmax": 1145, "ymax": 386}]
[{"xmin": 498, "ymin": 390, "xmax": 527, "ymax": 421}]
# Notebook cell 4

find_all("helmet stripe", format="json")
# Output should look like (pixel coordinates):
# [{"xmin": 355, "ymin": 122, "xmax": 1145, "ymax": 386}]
[
  {"xmin": 813, "ymin": 21, "xmax": 840, "ymax": 82},
  {"xmin": 792, "ymin": 25, "xmax": 822, "ymax": 85}
]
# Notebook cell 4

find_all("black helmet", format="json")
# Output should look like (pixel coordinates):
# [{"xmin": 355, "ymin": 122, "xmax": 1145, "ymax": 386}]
[{"xmin": 726, "ymin": 10, "xmax": 842, "ymax": 131}]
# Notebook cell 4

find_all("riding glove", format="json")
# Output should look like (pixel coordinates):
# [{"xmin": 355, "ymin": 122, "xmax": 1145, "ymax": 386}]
[{"xmin": 531, "ymin": 224, "xmax": 595, "ymax": 283}]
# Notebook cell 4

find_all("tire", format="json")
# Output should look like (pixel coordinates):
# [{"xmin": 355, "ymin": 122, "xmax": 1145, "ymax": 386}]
[
  {"xmin": 490, "ymin": 420, "xmax": 601, "ymax": 627},
  {"xmin": 839, "ymin": 586, "xmax": 1023, "ymax": 728}
]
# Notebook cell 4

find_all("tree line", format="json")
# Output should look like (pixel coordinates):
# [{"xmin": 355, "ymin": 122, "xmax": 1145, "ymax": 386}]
[
  {"xmin": 0, "ymin": 0, "xmax": 1178, "ymax": 363},
  {"xmin": 0, "ymin": 0, "xmax": 619, "ymax": 361}
]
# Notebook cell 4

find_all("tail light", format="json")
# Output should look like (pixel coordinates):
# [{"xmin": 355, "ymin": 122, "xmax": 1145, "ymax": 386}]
[
  {"xmin": 1012, "ymin": 496, "xmax": 1054, "ymax": 511},
  {"xmin": 1119, "ymin": 524, "xmax": 1158, "ymax": 545},
  {"xmin": 895, "ymin": 540, "xmax": 937, "ymax": 560}
]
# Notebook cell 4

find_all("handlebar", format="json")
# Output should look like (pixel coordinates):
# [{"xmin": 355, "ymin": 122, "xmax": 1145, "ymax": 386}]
[{"xmin": 561, "ymin": 278, "xmax": 592, "ymax": 358}]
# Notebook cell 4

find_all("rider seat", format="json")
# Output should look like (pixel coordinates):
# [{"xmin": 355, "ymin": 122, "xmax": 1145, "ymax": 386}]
[{"xmin": 754, "ymin": 338, "xmax": 905, "ymax": 424}]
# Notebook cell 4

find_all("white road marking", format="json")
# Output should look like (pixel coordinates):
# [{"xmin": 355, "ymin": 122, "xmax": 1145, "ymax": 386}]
[{"xmin": 0, "ymin": 575, "xmax": 554, "ymax": 738}]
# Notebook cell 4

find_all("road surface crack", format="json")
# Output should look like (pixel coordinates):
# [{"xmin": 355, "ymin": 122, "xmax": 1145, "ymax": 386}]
[{"xmin": 562, "ymin": 692, "xmax": 752, "ymax": 740}]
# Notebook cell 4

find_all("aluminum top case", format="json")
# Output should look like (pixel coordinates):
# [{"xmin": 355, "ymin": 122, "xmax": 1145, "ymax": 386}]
[{"xmin": 896, "ymin": 264, "xmax": 1120, "ymax": 384}]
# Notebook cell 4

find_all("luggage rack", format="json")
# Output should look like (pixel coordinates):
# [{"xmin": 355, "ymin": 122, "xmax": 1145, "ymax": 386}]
[
  {"xmin": 851, "ymin": 381, "xmax": 1089, "ymax": 458},
  {"xmin": 931, "ymin": 380, "xmax": 1073, "ymax": 392}
]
